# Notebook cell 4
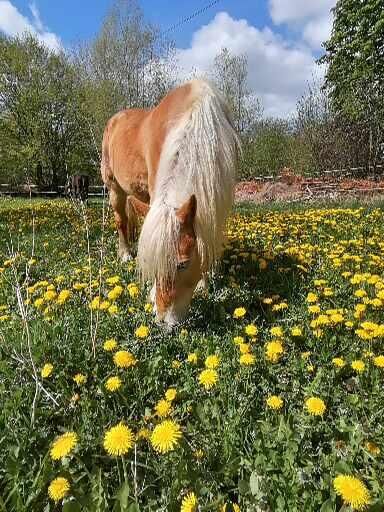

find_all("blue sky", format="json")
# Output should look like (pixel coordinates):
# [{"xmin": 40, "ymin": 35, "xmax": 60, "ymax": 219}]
[
  {"xmin": 0, "ymin": 0, "xmax": 335, "ymax": 116},
  {"xmin": 6, "ymin": 0, "xmax": 273, "ymax": 48}
]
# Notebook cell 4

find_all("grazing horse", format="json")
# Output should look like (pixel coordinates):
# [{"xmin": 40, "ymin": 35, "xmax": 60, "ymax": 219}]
[
  {"xmin": 101, "ymin": 79, "xmax": 240, "ymax": 325},
  {"xmin": 66, "ymin": 174, "xmax": 89, "ymax": 201}
]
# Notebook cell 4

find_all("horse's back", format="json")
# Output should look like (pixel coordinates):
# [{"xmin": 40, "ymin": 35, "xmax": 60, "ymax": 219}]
[{"xmin": 101, "ymin": 109, "xmax": 150, "ymax": 198}]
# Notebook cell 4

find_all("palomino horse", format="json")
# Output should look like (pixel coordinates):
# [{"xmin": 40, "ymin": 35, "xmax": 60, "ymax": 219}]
[{"xmin": 101, "ymin": 79, "xmax": 240, "ymax": 325}]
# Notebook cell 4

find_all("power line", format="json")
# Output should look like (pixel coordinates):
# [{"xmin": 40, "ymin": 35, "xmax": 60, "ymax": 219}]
[{"xmin": 161, "ymin": 0, "xmax": 222, "ymax": 36}]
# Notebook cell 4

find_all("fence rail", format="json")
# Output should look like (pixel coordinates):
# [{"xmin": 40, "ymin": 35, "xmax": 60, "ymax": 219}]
[{"xmin": 1, "ymin": 165, "xmax": 384, "ymax": 199}]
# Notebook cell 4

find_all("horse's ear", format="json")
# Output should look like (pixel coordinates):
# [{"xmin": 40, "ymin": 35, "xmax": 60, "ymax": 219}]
[
  {"xmin": 176, "ymin": 194, "xmax": 197, "ymax": 225},
  {"xmin": 128, "ymin": 196, "xmax": 150, "ymax": 217}
]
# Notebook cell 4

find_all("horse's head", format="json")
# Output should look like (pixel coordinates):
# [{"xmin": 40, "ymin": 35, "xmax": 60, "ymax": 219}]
[{"xmin": 130, "ymin": 194, "xmax": 202, "ymax": 327}]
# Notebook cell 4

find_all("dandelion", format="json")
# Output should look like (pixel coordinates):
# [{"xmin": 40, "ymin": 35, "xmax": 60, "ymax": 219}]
[
  {"xmin": 305, "ymin": 397, "xmax": 326, "ymax": 416},
  {"xmin": 373, "ymin": 355, "xmax": 384, "ymax": 368},
  {"xmin": 165, "ymin": 388, "xmax": 177, "ymax": 401},
  {"xmin": 233, "ymin": 307, "xmax": 246, "ymax": 319},
  {"xmin": 50, "ymin": 432, "xmax": 78, "ymax": 460},
  {"xmin": 57, "ymin": 289, "xmax": 71, "ymax": 304},
  {"xmin": 239, "ymin": 343, "xmax": 251, "ymax": 354},
  {"xmin": 108, "ymin": 285, "xmax": 124, "ymax": 301},
  {"xmin": 180, "ymin": 492, "xmax": 198, "ymax": 512},
  {"xmin": 103, "ymin": 423, "xmax": 134, "ymax": 456},
  {"xmin": 306, "ymin": 292, "xmax": 318, "ymax": 303},
  {"xmin": 265, "ymin": 340, "xmax": 284, "ymax": 363},
  {"xmin": 332, "ymin": 357, "xmax": 345, "ymax": 368},
  {"xmin": 245, "ymin": 324, "xmax": 258, "ymax": 336},
  {"xmin": 41, "ymin": 363, "xmax": 53, "ymax": 378},
  {"xmin": 150, "ymin": 420, "xmax": 182, "ymax": 453},
  {"xmin": 205, "ymin": 354, "xmax": 220, "ymax": 369},
  {"xmin": 108, "ymin": 304, "xmax": 119, "ymax": 315},
  {"xmin": 73, "ymin": 373, "xmax": 87, "ymax": 385},
  {"xmin": 333, "ymin": 475, "xmax": 370, "ymax": 510},
  {"xmin": 266, "ymin": 395, "xmax": 283, "ymax": 410},
  {"xmin": 114, "ymin": 351, "xmax": 137, "ymax": 368},
  {"xmin": 270, "ymin": 326, "xmax": 284, "ymax": 337},
  {"xmin": 198, "ymin": 369, "xmax": 218, "ymax": 389},
  {"xmin": 351, "ymin": 360, "xmax": 365, "ymax": 373},
  {"xmin": 187, "ymin": 352, "xmax": 198, "ymax": 364},
  {"xmin": 233, "ymin": 336, "xmax": 244, "ymax": 345},
  {"xmin": 291, "ymin": 326, "xmax": 302, "ymax": 337},
  {"xmin": 48, "ymin": 477, "xmax": 70, "ymax": 502},
  {"xmin": 155, "ymin": 399, "xmax": 172, "ymax": 418},
  {"xmin": 239, "ymin": 353, "xmax": 255, "ymax": 365},
  {"xmin": 105, "ymin": 376, "xmax": 122, "ymax": 392},
  {"xmin": 103, "ymin": 338, "xmax": 118, "ymax": 351},
  {"xmin": 135, "ymin": 325, "xmax": 149, "ymax": 338}
]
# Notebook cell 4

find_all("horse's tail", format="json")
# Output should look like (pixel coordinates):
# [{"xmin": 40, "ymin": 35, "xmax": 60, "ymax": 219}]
[{"xmin": 166, "ymin": 80, "xmax": 241, "ymax": 270}]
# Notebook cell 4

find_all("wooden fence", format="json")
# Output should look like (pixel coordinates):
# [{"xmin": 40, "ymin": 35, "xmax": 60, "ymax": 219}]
[{"xmin": 1, "ymin": 165, "xmax": 384, "ymax": 199}]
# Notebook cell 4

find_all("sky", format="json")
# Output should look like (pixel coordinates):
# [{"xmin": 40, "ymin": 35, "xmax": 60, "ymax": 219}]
[{"xmin": 0, "ymin": 0, "xmax": 336, "ymax": 117}]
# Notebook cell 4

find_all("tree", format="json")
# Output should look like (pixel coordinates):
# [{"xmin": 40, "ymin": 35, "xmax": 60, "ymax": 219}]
[
  {"xmin": 321, "ymin": 0, "xmax": 384, "ymax": 168},
  {"xmin": 74, "ymin": 0, "xmax": 176, "ymax": 150},
  {"xmin": 0, "ymin": 34, "xmax": 94, "ymax": 188},
  {"xmin": 211, "ymin": 47, "xmax": 262, "ymax": 134}
]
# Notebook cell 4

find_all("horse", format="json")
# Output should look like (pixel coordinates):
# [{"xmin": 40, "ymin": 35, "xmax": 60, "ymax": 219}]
[
  {"xmin": 65, "ymin": 174, "xmax": 89, "ymax": 202},
  {"xmin": 101, "ymin": 79, "xmax": 240, "ymax": 326}
]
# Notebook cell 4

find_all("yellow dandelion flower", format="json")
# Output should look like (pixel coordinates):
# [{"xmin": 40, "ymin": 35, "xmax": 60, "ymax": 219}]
[
  {"xmin": 108, "ymin": 304, "xmax": 119, "ymax": 315},
  {"xmin": 187, "ymin": 352, "xmax": 198, "ymax": 364},
  {"xmin": 270, "ymin": 326, "xmax": 284, "ymax": 337},
  {"xmin": 266, "ymin": 395, "xmax": 283, "ymax": 410},
  {"xmin": 306, "ymin": 292, "xmax": 318, "ymax": 303},
  {"xmin": 155, "ymin": 399, "xmax": 172, "ymax": 418},
  {"xmin": 333, "ymin": 475, "xmax": 370, "ymax": 510},
  {"xmin": 105, "ymin": 376, "xmax": 122, "ymax": 392},
  {"xmin": 180, "ymin": 492, "xmax": 198, "ymax": 512},
  {"xmin": 305, "ymin": 397, "xmax": 326, "ymax": 416},
  {"xmin": 103, "ymin": 423, "xmax": 134, "ymax": 456},
  {"xmin": 233, "ymin": 307, "xmax": 246, "ymax": 319},
  {"xmin": 239, "ymin": 353, "xmax": 256, "ymax": 365},
  {"xmin": 373, "ymin": 355, "xmax": 384, "ymax": 368},
  {"xmin": 351, "ymin": 360, "xmax": 365, "ymax": 373},
  {"xmin": 41, "ymin": 363, "xmax": 53, "ymax": 378},
  {"xmin": 245, "ymin": 324, "xmax": 258, "ymax": 336},
  {"xmin": 239, "ymin": 343, "xmax": 251, "ymax": 354},
  {"xmin": 103, "ymin": 338, "xmax": 118, "ymax": 351},
  {"xmin": 205, "ymin": 354, "xmax": 220, "ymax": 369},
  {"xmin": 291, "ymin": 326, "xmax": 302, "ymax": 337},
  {"xmin": 108, "ymin": 285, "xmax": 124, "ymax": 301},
  {"xmin": 48, "ymin": 477, "xmax": 70, "ymax": 502},
  {"xmin": 73, "ymin": 373, "xmax": 87, "ymax": 385},
  {"xmin": 150, "ymin": 420, "xmax": 182, "ymax": 453},
  {"xmin": 265, "ymin": 340, "xmax": 284, "ymax": 363},
  {"xmin": 198, "ymin": 369, "xmax": 218, "ymax": 389},
  {"xmin": 113, "ymin": 350, "xmax": 137, "ymax": 368},
  {"xmin": 50, "ymin": 432, "xmax": 78, "ymax": 460},
  {"xmin": 135, "ymin": 324, "xmax": 149, "ymax": 338},
  {"xmin": 233, "ymin": 336, "xmax": 244, "ymax": 345},
  {"xmin": 165, "ymin": 388, "xmax": 177, "ymax": 401},
  {"xmin": 136, "ymin": 428, "xmax": 151, "ymax": 441},
  {"xmin": 332, "ymin": 357, "xmax": 345, "ymax": 368}
]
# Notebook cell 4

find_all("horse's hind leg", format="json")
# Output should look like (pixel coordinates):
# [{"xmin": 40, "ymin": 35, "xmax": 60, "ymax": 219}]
[{"xmin": 109, "ymin": 186, "xmax": 132, "ymax": 262}]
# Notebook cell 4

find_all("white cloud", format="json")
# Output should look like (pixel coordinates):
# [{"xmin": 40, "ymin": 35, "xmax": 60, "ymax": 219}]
[
  {"xmin": 268, "ymin": 0, "xmax": 335, "ymax": 50},
  {"xmin": 0, "ymin": 0, "xmax": 61, "ymax": 51},
  {"xmin": 269, "ymin": 0, "xmax": 334, "ymax": 24},
  {"xmin": 176, "ymin": 12, "xmax": 324, "ymax": 118}
]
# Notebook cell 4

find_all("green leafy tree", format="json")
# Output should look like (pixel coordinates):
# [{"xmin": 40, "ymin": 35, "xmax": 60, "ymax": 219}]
[
  {"xmin": 321, "ymin": 0, "xmax": 384, "ymax": 167},
  {"xmin": 0, "ymin": 34, "xmax": 95, "ymax": 188}
]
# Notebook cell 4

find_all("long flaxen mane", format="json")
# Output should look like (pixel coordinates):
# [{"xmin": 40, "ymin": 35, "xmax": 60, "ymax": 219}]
[{"xmin": 137, "ymin": 80, "xmax": 240, "ymax": 284}]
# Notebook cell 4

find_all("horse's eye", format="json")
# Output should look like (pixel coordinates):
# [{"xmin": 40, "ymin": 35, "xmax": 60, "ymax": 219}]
[{"xmin": 177, "ymin": 261, "xmax": 189, "ymax": 271}]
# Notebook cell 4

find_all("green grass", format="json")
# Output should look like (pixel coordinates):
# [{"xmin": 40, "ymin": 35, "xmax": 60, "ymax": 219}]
[{"xmin": 0, "ymin": 198, "xmax": 383, "ymax": 511}]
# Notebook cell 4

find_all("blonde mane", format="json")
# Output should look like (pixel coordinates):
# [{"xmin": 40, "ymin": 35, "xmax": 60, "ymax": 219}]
[{"xmin": 137, "ymin": 79, "xmax": 240, "ymax": 284}]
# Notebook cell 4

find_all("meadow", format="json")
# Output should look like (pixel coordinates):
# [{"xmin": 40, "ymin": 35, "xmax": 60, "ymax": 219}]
[{"xmin": 0, "ymin": 197, "xmax": 383, "ymax": 512}]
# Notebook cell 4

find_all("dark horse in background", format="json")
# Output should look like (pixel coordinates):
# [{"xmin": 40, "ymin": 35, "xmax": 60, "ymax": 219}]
[{"xmin": 65, "ymin": 175, "xmax": 89, "ymax": 202}]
